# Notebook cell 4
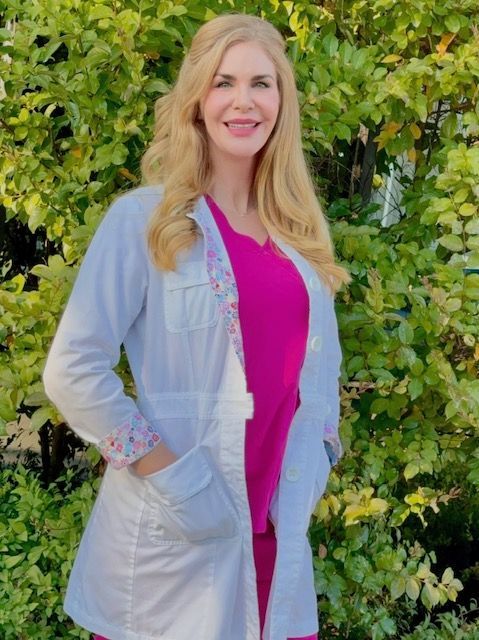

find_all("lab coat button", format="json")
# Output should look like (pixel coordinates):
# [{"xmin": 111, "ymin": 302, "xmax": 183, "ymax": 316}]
[
  {"xmin": 310, "ymin": 336, "xmax": 321, "ymax": 352},
  {"xmin": 285, "ymin": 467, "xmax": 300, "ymax": 482},
  {"xmin": 309, "ymin": 276, "xmax": 321, "ymax": 291}
]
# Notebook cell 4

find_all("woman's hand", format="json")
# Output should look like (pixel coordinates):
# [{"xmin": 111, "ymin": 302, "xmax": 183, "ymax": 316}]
[{"xmin": 130, "ymin": 441, "xmax": 178, "ymax": 477}]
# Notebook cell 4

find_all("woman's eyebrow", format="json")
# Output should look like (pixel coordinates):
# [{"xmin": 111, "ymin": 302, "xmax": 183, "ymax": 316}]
[{"xmin": 214, "ymin": 73, "xmax": 275, "ymax": 81}]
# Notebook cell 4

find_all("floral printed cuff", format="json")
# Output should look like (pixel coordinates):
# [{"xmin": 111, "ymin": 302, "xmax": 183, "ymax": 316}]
[
  {"xmin": 324, "ymin": 424, "xmax": 343, "ymax": 466},
  {"xmin": 97, "ymin": 412, "xmax": 161, "ymax": 470}
]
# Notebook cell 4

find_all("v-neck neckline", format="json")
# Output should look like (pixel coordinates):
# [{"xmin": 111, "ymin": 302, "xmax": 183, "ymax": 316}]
[{"xmin": 205, "ymin": 194, "xmax": 270, "ymax": 250}]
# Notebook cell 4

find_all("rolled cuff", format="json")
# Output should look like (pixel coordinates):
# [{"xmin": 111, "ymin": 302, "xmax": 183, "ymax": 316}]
[{"xmin": 97, "ymin": 412, "xmax": 161, "ymax": 469}]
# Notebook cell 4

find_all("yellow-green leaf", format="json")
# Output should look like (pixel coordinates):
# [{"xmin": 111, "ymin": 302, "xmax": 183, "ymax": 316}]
[
  {"xmin": 390, "ymin": 576, "xmax": 406, "ymax": 599},
  {"xmin": 453, "ymin": 188, "xmax": 469, "ymax": 203},
  {"xmin": 444, "ymin": 298, "xmax": 461, "ymax": 312},
  {"xmin": 421, "ymin": 582, "xmax": 440, "ymax": 609},
  {"xmin": 382, "ymin": 54, "xmax": 403, "ymax": 63},
  {"xmin": 343, "ymin": 504, "xmax": 367, "ymax": 525},
  {"xmin": 406, "ymin": 577, "xmax": 420, "ymax": 600},
  {"xmin": 438, "ymin": 234, "xmax": 463, "ymax": 252},
  {"xmin": 4, "ymin": 553, "xmax": 26, "ymax": 569},
  {"xmin": 459, "ymin": 203, "xmax": 477, "ymax": 217},
  {"xmin": 466, "ymin": 236, "xmax": 479, "ymax": 250},
  {"xmin": 404, "ymin": 462, "xmax": 419, "ymax": 480},
  {"xmin": 410, "ymin": 123, "xmax": 421, "ymax": 139},
  {"xmin": 441, "ymin": 567, "xmax": 454, "ymax": 585},
  {"xmin": 465, "ymin": 219, "xmax": 479, "ymax": 234},
  {"xmin": 369, "ymin": 498, "xmax": 390, "ymax": 514}
]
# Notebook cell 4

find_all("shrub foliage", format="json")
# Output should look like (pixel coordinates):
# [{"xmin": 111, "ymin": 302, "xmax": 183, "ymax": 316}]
[
  {"xmin": 1, "ymin": 0, "xmax": 478, "ymax": 638},
  {"xmin": 0, "ymin": 466, "xmax": 95, "ymax": 639}
]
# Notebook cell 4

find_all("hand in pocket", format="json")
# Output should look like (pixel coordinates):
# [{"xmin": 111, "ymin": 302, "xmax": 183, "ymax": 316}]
[{"xmin": 145, "ymin": 446, "xmax": 237, "ymax": 543}]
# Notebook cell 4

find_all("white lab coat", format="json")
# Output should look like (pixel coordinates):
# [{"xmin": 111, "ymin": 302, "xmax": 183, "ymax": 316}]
[{"xmin": 43, "ymin": 185, "xmax": 343, "ymax": 640}]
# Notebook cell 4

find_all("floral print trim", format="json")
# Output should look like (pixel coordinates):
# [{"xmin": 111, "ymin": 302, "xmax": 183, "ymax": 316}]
[
  {"xmin": 97, "ymin": 412, "xmax": 161, "ymax": 470},
  {"xmin": 193, "ymin": 202, "xmax": 245, "ymax": 370},
  {"xmin": 324, "ymin": 424, "xmax": 343, "ymax": 466}
]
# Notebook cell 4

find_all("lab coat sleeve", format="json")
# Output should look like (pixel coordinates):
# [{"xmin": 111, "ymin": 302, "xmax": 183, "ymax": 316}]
[
  {"xmin": 43, "ymin": 193, "xmax": 160, "ymax": 470},
  {"xmin": 323, "ymin": 292, "xmax": 343, "ymax": 466}
]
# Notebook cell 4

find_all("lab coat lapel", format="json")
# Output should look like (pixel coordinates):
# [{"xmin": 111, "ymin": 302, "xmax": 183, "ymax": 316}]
[{"xmin": 187, "ymin": 196, "xmax": 246, "ymax": 371}]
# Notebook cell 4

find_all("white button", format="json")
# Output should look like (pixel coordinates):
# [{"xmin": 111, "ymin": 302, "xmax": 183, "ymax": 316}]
[
  {"xmin": 310, "ymin": 336, "xmax": 322, "ymax": 352},
  {"xmin": 309, "ymin": 276, "xmax": 321, "ymax": 291},
  {"xmin": 285, "ymin": 467, "xmax": 300, "ymax": 482}
]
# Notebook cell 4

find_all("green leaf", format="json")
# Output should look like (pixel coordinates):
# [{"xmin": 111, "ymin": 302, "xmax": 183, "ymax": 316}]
[
  {"xmin": 312, "ymin": 67, "xmax": 330, "ymax": 92},
  {"xmin": 25, "ymin": 193, "xmax": 45, "ymax": 232},
  {"xmin": 453, "ymin": 187, "xmax": 469, "ymax": 203},
  {"xmin": 465, "ymin": 219, "xmax": 479, "ymax": 234},
  {"xmin": 445, "ymin": 14, "xmax": 461, "ymax": 32},
  {"xmin": 0, "ymin": 400, "xmax": 16, "ymax": 422},
  {"xmin": 3, "ymin": 553, "xmax": 26, "ymax": 569},
  {"xmin": 421, "ymin": 582, "xmax": 440, "ymax": 609},
  {"xmin": 458, "ymin": 203, "xmax": 477, "ymax": 217},
  {"xmin": 445, "ymin": 400, "xmax": 457, "ymax": 419},
  {"xmin": 382, "ymin": 54, "xmax": 403, "ymax": 63},
  {"xmin": 438, "ymin": 234, "xmax": 464, "ymax": 252},
  {"xmin": 444, "ymin": 298, "xmax": 461, "ymax": 312},
  {"xmin": 333, "ymin": 122, "xmax": 352, "ymax": 142},
  {"xmin": 406, "ymin": 577, "xmax": 421, "ymax": 600},
  {"xmin": 26, "ymin": 564, "xmax": 45, "ymax": 585},
  {"xmin": 0, "ymin": 28, "xmax": 13, "ymax": 42},
  {"xmin": 336, "ymin": 82, "xmax": 356, "ymax": 96},
  {"xmin": 441, "ymin": 567, "xmax": 454, "ymax": 585},
  {"xmin": 440, "ymin": 112, "xmax": 457, "ymax": 139},
  {"xmin": 390, "ymin": 575, "xmax": 406, "ymax": 599},
  {"xmin": 89, "ymin": 5, "xmax": 114, "ymax": 20},
  {"xmin": 370, "ymin": 398, "xmax": 389, "ymax": 415},
  {"xmin": 413, "ymin": 94, "xmax": 428, "ymax": 122},
  {"xmin": 379, "ymin": 616, "xmax": 396, "ymax": 634},
  {"xmin": 466, "ymin": 236, "xmax": 479, "ymax": 250},
  {"xmin": 408, "ymin": 378, "xmax": 423, "ymax": 401},
  {"xmin": 322, "ymin": 33, "xmax": 339, "ymax": 57},
  {"xmin": 30, "ymin": 407, "xmax": 53, "ymax": 431},
  {"xmin": 404, "ymin": 462, "xmax": 419, "ymax": 480},
  {"xmin": 398, "ymin": 321, "xmax": 414, "ymax": 345},
  {"xmin": 333, "ymin": 546, "xmax": 347, "ymax": 561},
  {"xmin": 144, "ymin": 78, "xmax": 171, "ymax": 94}
]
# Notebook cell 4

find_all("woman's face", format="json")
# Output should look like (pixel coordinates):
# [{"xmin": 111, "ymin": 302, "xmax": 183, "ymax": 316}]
[{"xmin": 200, "ymin": 41, "xmax": 281, "ymax": 166}]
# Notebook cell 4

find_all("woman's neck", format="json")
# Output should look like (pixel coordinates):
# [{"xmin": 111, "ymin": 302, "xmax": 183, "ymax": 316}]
[{"xmin": 208, "ymin": 153, "xmax": 256, "ymax": 214}]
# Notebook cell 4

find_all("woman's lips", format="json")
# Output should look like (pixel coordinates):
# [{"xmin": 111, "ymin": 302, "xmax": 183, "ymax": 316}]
[{"xmin": 224, "ymin": 121, "xmax": 260, "ymax": 136}]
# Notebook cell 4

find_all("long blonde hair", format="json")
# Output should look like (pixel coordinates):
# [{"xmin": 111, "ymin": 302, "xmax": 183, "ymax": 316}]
[{"xmin": 141, "ymin": 13, "xmax": 350, "ymax": 293}]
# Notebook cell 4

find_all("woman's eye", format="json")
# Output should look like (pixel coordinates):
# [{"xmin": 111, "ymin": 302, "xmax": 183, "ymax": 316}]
[{"xmin": 214, "ymin": 80, "xmax": 270, "ymax": 88}]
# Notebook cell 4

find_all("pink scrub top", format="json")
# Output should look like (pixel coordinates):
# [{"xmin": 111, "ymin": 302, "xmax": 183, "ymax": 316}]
[{"xmin": 205, "ymin": 195, "xmax": 309, "ymax": 534}]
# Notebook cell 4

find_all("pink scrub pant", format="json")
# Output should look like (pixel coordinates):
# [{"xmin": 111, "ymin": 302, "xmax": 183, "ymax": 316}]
[{"xmin": 92, "ymin": 520, "xmax": 318, "ymax": 640}]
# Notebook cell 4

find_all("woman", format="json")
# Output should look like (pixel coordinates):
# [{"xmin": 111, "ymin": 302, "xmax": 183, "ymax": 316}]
[{"xmin": 43, "ymin": 13, "xmax": 349, "ymax": 640}]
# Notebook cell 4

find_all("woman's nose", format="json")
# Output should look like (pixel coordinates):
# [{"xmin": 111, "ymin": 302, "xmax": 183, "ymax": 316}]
[{"xmin": 232, "ymin": 84, "xmax": 254, "ymax": 110}]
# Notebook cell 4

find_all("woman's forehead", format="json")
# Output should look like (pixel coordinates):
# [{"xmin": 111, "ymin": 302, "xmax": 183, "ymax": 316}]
[{"xmin": 214, "ymin": 41, "xmax": 277, "ymax": 77}]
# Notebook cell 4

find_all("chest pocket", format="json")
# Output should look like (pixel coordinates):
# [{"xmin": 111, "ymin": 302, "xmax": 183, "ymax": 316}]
[{"xmin": 164, "ymin": 261, "xmax": 219, "ymax": 332}]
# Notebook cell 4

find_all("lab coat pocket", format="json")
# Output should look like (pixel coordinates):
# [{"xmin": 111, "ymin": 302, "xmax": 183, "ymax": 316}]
[
  {"xmin": 145, "ymin": 445, "xmax": 237, "ymax": 544},
  {"xmin": 164, "ymin": 261, "xmax": 219, "ymax": 332}
]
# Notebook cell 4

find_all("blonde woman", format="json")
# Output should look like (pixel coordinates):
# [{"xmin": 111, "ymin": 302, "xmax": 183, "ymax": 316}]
[{"xmin": 43, "ymin": 13, "xmax": 349, "ymax": 640}]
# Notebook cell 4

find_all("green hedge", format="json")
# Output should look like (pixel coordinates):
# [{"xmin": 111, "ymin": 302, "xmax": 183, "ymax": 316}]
[
  {"xmin": 0, "ymin": 466, "xmax": 96, "ymax": 639},
  {"xmin": 0, "ymin": 466, "xmax": 477, "ymax": 639},
  {"xmin": 1, "ymin": 0, "xmax": 479, "ymax": 638}
]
